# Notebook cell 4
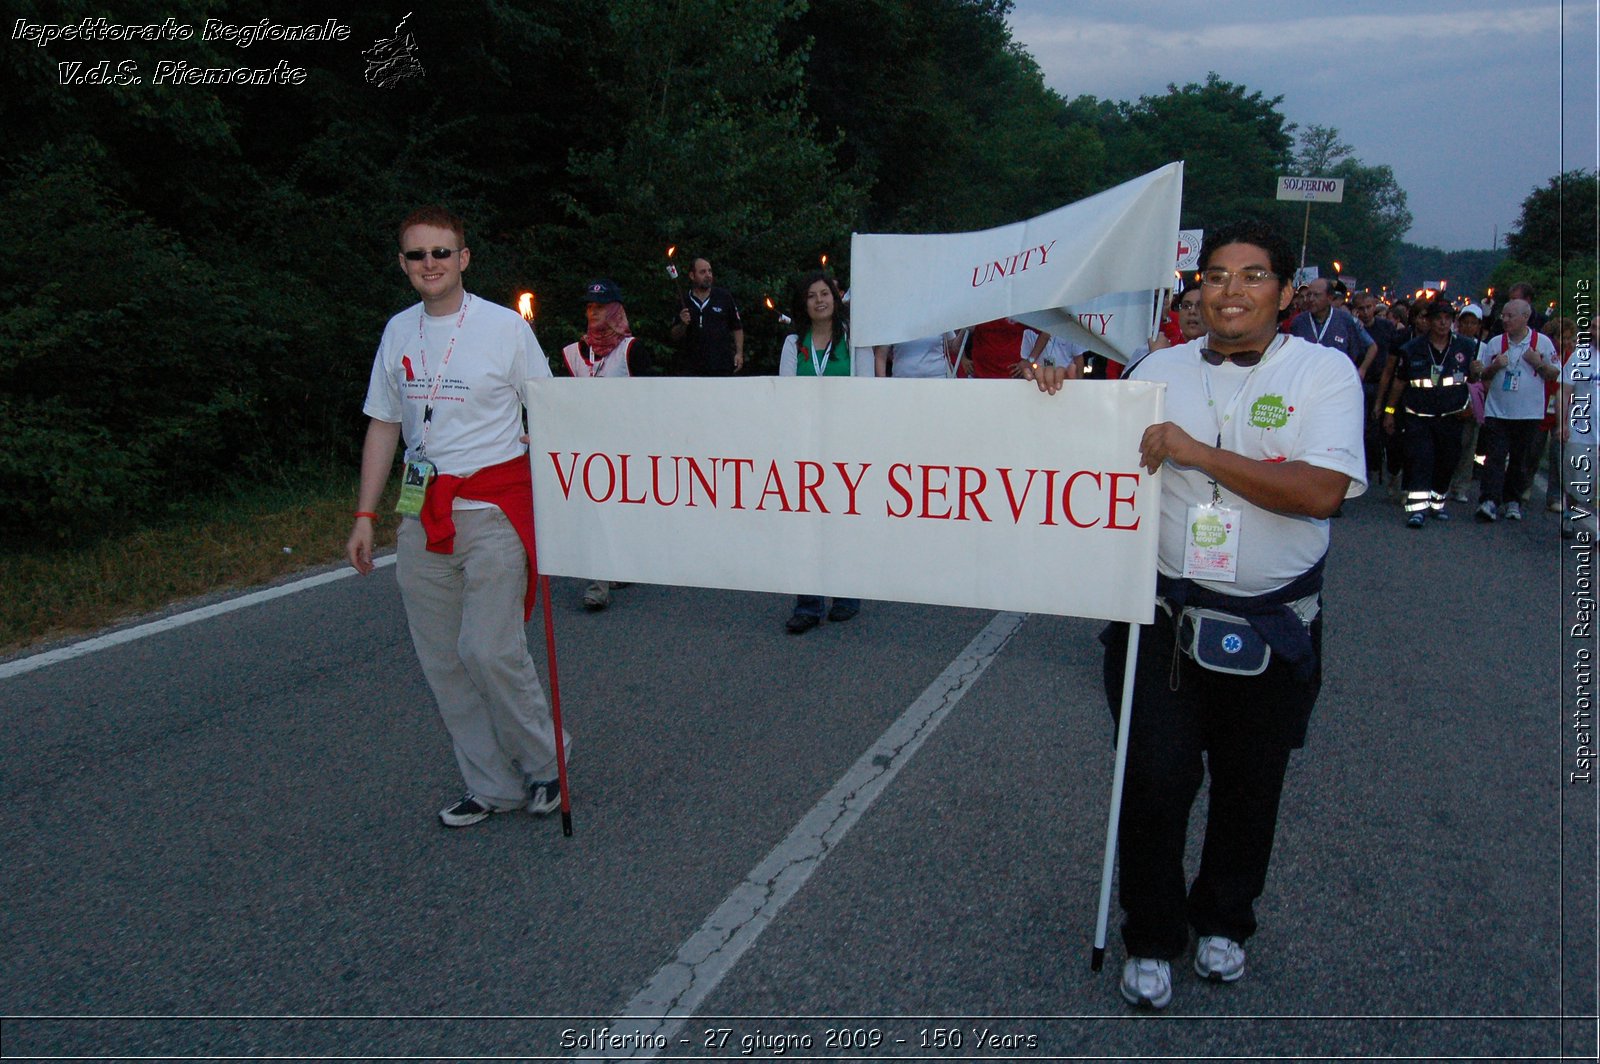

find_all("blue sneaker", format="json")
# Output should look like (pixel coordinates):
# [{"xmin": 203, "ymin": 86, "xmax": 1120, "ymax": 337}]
[
  {"xmin": 527, "ymin": 779, "xmax": 561, "ymax": 815},
  {"xmin": 1433, "ymin": 509, "xmax": 1450, "ymax": 522},
  {"xmin": 1406, "ymin": 513, "xmax": 1426, "ymax": 529},
  {"xmin": 439, "ymin": 794, "xmax": 514, "ymax": 828}
]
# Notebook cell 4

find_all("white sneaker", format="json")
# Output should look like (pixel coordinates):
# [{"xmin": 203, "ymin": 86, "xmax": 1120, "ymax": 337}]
[
  {"xmin": 1194, "ymin": 935, "xmax": 1246, "ymax": 982},
  {"xmin": 1120, "ymin": 957, "xmax": 1173, "ymax": 1009},
  {"xmin": 526, "ymin": 779, "xmax": 561, "ymax": 815},
  {"xmin": 1475, "ymin": 500, "xmax": 1498, "ymax": 523},
  {"xmin": 1504, "ymin": 501, "xmax": 1523, "ymax": 521}
]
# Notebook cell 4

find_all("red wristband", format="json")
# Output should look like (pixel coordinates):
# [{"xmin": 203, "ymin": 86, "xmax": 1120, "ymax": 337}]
[{"xmin": 353, "ymin": 511, "xmax": 379, "ymax": 520}]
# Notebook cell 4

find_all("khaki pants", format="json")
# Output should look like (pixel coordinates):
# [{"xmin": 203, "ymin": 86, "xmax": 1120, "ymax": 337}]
[{"xmin": 397, "ymin": 509, "xmax": 565, "ymax": 808}]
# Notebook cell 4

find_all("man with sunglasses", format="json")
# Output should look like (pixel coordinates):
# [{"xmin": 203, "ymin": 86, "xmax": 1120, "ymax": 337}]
[
  {"xmin": 347, "ymin": 205, "xmax": 568, "ymax": 829},
  {"xmin": 1031, "ymin": 220, "xmax": 1365, "ymax": 1010}
]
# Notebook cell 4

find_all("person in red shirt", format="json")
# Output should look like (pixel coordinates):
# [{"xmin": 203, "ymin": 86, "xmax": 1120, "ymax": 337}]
[{"xmin": 964, "ymin": 318, "xmax": 1050, "ymax": 379}]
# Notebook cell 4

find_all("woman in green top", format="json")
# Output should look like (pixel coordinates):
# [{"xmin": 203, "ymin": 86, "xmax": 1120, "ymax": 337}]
[
  {"xmin": 778, "ymin": 271, "xmax": 862, "ymax": 377},
  {"xmin": 779, "ymin": 271, "xmax": 862, "ymax": 632}
]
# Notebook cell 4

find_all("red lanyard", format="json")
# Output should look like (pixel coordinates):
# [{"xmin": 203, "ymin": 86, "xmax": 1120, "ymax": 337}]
[{"xmin": 415, "ymin": 294, "xmax": 471, "ymax": 454}]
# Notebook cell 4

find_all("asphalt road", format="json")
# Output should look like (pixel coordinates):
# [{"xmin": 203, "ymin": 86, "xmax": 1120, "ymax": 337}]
[{"xmin": 1, "ymin": 485, "xmax": 1593, "ymax": 1062}]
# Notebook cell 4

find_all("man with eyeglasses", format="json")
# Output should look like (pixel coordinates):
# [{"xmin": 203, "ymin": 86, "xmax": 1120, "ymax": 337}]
[
  {"xmin": 1030, "ymin": 220, "xmax": 1365, "ymax": 1010},
  {"xmin": 1471, "ymin": 298, "xmax": 1563, "ymax": 522},
  {"xmin": 1291, "ymin": 277, "xmax": 1378, "ymax": 383},
  {"xmin": 347, "ymin": 205, "xmax": 569, "ymax": 829}
]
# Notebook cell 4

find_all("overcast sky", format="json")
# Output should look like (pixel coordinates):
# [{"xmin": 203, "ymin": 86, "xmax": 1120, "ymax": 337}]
[{"xmin": 1006, "ymin": 0, "xmax": 1598, "ymax": 253}]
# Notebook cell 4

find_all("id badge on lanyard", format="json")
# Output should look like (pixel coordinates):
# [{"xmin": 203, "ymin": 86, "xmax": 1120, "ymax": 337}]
[
  {"xmin": 1188, "ymin": 345, "xmax": 1279, "ymax": 583},
  {"xmin": 1182, "ymin": 502, "xmax": 1241, "ymax": 581},
  {"xmin": 396, "ymin": 296, "xmax": 469, "ymax": 517},
  {"xmin": 396, "ymin": 455, "xmax": 436, "ymax": 517}
]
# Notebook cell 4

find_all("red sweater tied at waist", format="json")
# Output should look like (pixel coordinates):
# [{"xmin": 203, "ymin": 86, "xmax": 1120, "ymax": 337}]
[{"xmin": 418, "ymin": 454, "xmax": 539, "ymax": 620}]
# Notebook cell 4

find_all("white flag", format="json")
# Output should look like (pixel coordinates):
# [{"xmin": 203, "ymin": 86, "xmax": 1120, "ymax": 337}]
[{"xmin": 849, "ymin": 162, "xmax": 1184, "ymax": 355}]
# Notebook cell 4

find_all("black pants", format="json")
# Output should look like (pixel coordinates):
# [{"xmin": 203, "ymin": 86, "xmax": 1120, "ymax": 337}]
[
  {"xmin": 1479, "ymin": 417, "xmax": 1541, "ymax": 504},
  {"xmin": 1402, "ymin": 413, "xmax": 1464, "ymax": 512},
  {"xmin": 1102, "ymin": 611, "xmax": 1321, "ymax": 960},
  {"xmin": 1362, "ymin": 382, "xmax": 1384, "ymax": 475}
]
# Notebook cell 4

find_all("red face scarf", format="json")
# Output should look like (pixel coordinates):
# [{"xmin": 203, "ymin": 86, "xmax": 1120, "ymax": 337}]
[{"xmin": 583, "ymin": 302, "xmax": 632, "ymax": 358}]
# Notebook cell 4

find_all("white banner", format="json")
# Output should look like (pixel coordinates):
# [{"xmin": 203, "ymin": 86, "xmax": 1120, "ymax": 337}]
[
  {"xmin": 525, "ymin": 378, "xmax": 1163, "ymax": 624},
  {"xmin": 1275, "ymin": 176, "xmax": 1345, "ymax": 203},
  {"xmin": 1014, "ymin": 289, "xmax": 1163, "ymax": 364},
  {"xmin": 849, "ymin": 163, "xmax": 1184, "ymax": 351}
]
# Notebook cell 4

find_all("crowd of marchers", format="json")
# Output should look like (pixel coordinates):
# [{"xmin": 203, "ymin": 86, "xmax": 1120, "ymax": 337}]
[{"xmin": 344, "ymin": 206, "xmax": 1591, "ymax": 1016}]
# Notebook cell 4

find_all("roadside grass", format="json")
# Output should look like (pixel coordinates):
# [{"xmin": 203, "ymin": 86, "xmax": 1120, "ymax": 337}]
[{"xmin": 0, "ymin": 468, "xmax": 399, "ymax": 654}]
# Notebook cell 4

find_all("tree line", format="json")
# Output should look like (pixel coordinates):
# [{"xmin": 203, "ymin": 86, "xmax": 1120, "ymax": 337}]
[{"xmin": 0, "ymin": 0, "xmax": 1506, "ymax": 543}]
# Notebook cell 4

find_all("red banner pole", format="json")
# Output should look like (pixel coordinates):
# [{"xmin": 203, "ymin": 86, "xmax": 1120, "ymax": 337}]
[{"xmin": 538, "ymin": 572, "xmax": 573, "ymax": 836}]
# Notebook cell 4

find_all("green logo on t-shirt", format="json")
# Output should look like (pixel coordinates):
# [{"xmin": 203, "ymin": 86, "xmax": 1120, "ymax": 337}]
[
  {"xmin": 1248, "ymin": 393, "xmax": 1292, "ymax": 429},
  {"xmin": 1191, "ymin": 512, "xmax": 1228, "ymax": 548}
]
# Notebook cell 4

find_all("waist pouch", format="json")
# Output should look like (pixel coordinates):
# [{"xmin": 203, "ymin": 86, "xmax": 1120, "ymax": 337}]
[
  {"xmin": 1179, "ymin": 607, "xmax": 1271, "ymax": 676},
  {"xmin": 1156, "ymin": 555, "xmax": 1326, "ymax": 681}
]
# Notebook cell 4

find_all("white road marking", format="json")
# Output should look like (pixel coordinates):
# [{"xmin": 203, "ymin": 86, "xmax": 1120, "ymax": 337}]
[
  {"xmin": 0, "ymin": 557, "xmax": 396, "ymax": 681},
  {"xmin": 595, "ymin": 610, "xmax": 1028, "ymax": 1059}
]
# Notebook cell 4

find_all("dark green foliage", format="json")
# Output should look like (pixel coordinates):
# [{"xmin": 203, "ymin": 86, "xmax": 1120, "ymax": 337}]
[
  {"xmin": 1485, "ymin": 170, "xmax": 1598, "ymax": 324},
  {"xmin": 1283, "ymin": 125, "xmax": 1412, "ymax": 286},
  {"xmin": 1394, "ymin": 246, "xmax": 1507, "ymax": 301},
  {"xmin": 3, "ymin": 0, "xmax": 1418, "ymax": 541},
  {"xmin": 1505, "ymin": 170, "xmax": 1598, "ymax": 268}
]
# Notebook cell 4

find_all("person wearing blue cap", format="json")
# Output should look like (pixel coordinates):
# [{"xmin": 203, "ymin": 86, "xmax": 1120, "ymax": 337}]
[{"xmin": 560, "ymin": 279, "xmax": 649, "ymax": 609}]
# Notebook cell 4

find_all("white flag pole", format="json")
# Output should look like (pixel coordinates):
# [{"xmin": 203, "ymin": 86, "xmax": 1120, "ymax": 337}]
[
  {"xmin": 948, "ymin": 328, "xmax": 972, "ymax": 378},
  {"xmin": 1091, "ymin": 622, "xmax": 1142, "ymax": 971}
]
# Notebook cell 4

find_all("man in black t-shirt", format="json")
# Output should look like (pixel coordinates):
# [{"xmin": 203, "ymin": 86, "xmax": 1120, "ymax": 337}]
[{"xmin": 669, "ymin": 257, "xmax": 745, "ymax": 375}]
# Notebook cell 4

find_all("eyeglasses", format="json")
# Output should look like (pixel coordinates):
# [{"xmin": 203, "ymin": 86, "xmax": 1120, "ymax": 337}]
[
  {"xmin": 1200, "ymin": 348, "xmax": 1264, "ymax": 367},
  {"xmin": 1199, "ymin": 267, "xmax": 1277, "ymax": 288},
  {"xmin": 1178, "ymin": 300, "xmax": 1203, "ymax": 311},
  {"xmin": 403, "ymin": 248, "xmax": 460, "ymax": 261}
]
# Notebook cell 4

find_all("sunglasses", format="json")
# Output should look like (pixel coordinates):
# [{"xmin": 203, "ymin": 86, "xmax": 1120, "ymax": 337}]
[
  {"xmin": 403, "ymin": 247, "xmax": 460, "ymax": 261},
  {"xmin": 1200, "ymin": 348, "xmax": 1264, "ymax": 367}
]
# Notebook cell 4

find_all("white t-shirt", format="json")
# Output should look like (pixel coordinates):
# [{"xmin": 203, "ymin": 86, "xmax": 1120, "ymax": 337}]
[
  {"xmin": 1481, "ymin": 330, "xmax": 1552, "ymax": 421},
  {"xmin": 1128, "ymin": 335, "xmax": 1367, "ymax": 596},
  {"xmin": 363, "ymin": 294, "xmax": 552, "ymax": 479},
  {"xmin": 1038, "ymin": 334, "xmax": 1083, "ymax": 367},
  {"xmin": 890, "ymin": 334, "xmax": 956, "ymax": 378}
]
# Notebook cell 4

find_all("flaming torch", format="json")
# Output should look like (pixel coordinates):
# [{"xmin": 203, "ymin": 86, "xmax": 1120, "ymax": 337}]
[
  {"xmin": 665, "ymin": 245, "xmax": 679, "ymax": 280},
  {"xmin": 517, "ymin": 291, "xmax": 536, "ymax": 322},
  {"xmin": 820, "ymin": 253, "xmax": 829, "ymax": 271},
  {"xmin": 764, "ymin": 295, "xmax": 791, "ymax": 326}
]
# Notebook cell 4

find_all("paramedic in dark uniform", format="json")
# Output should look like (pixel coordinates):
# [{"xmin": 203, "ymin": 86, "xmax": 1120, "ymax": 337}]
[{"xmin": 1382, "ymin": 298, "xmax": 1477, "ymax": 528}]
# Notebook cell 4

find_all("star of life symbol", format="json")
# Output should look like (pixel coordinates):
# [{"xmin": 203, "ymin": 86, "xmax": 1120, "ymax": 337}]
[
  {"xmin": 1221, "ymin": 633, "xmax": 1243, "ymax": 654},
  {"xmin": 364, "ymin": 12, "xmax": 424, "ymax": 88}
]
